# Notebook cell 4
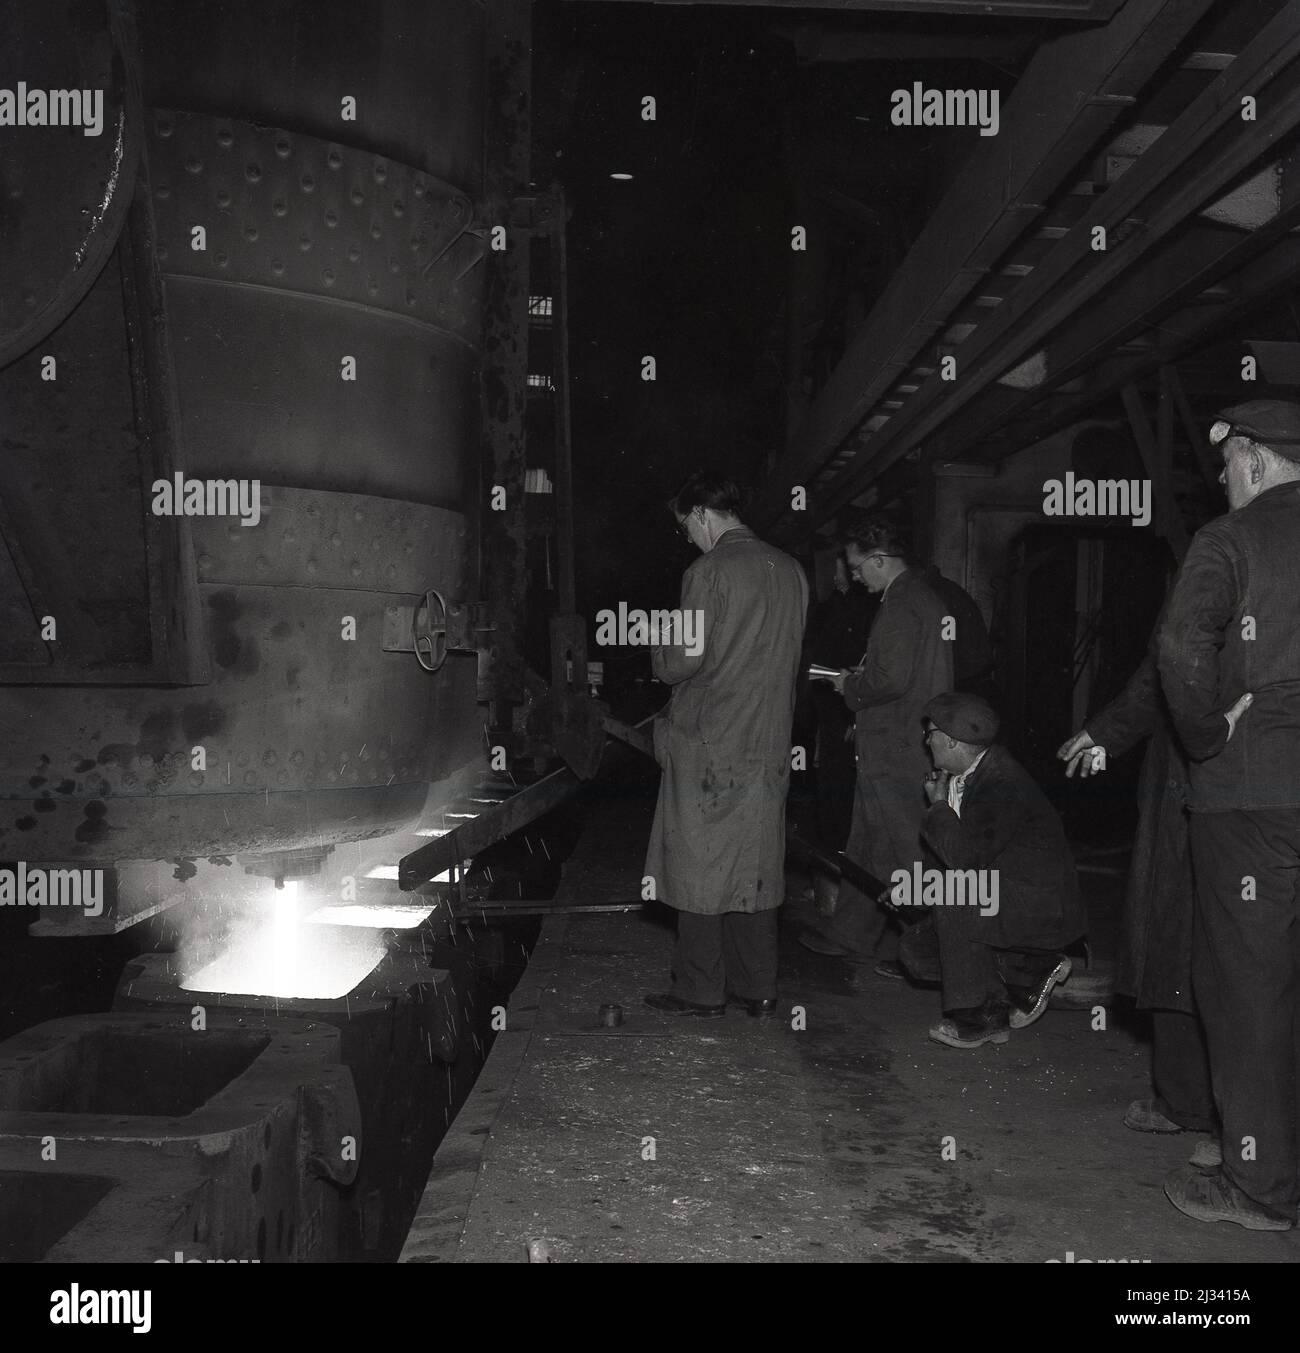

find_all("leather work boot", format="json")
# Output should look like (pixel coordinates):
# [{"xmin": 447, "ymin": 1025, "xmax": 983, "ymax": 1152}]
[
  {"xmin": 1164, "ymin": 1165, "xmax": 1293, "ymax": 1232},
  {"xmin": 726, "ymin": 993, "xmax": 779, "ymax": 1018},
  {"xmin": 929, "ymin": 999, "xmax": 1011, "ymax": 1049},
  {"xmin": 1006, "ymin": 956, "xmax": 1072, "ymax": 1029}
]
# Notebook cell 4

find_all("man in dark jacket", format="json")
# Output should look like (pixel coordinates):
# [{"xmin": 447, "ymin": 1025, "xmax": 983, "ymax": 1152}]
[
  {"xmin": 801, "ymin": 557, "xmax": 878, "ymax": 910},
  {"xmin": 1157, "ymin": 399, "xmax": 1300, "ymax": 1232},
  {"xmin": 921, "ymin": 564, "xmax": 992, "ymax": 692},
  {"xmin": 644, "ymin": 473, "xmax": 809, "ymax": 1019},
  {"xmin": 799, "ymin": 517, "xmax": 952, "ymax": 963},
  {"xmin": 899, "ymin": 693, "xmax": 1085, "ymax": 1048}
]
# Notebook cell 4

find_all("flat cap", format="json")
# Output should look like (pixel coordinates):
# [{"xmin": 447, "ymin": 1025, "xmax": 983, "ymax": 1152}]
[
  {"xmin": 923, "ymin": 692, "xmax": 1000, "ymax": 746},
  {"xmin": 1217, "ymin": 400, "xmax": 1300, "ymax": 461}
]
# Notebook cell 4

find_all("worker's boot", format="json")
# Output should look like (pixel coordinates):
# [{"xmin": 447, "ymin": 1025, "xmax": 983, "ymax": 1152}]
[
  {"xmin": 1006, "ymin": 955, "xmax": 1072, "ymax": 1029},
  {"xmin": 929, "ymin": 996, "xmax": 1011, "ymax": 1049},
  {"xmin": 1164, "ymin": 1166, "xmax": 1293, "ymax": 1232}
]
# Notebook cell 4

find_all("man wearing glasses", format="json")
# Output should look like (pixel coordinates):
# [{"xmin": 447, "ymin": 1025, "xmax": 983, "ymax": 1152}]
[
  {"xmin": 799, "ymin": 516, "xmax": 953, "ymax": 966},
  {"xmin": 1157, "ymin": 399, "xmax": 1300, "ymax": 1232},
  {"xmin": 643, "ymin": 473, "xmax": 808, "ymax": 1018}
]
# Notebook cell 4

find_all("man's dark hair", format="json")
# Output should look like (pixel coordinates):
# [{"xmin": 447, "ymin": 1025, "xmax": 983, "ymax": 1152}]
[
  {"xmin": 840, "ymin": 513, "xmax": 914, "ymax": 562},
  {"xmin": 670, "ymin": 472, "xmax": 745, "ymax": 518}
]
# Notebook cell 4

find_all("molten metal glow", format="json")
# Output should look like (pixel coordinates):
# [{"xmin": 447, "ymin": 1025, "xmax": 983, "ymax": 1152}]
[
  {"xmin": 366, "ymin": 862, "xmax": 469, "ymax": 884},
  {"xmin": 184, "ymin": 881, "xmax": 389, "ymax": 999},
  {"xmin": 306, "ymin": 903, "xmax": 435, "ymax": 929}
]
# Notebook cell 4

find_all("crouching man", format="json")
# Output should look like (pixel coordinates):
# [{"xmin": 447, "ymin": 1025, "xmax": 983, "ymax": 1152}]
[{"xmin": 898, "ymin": 693, "xmax": 1086, "ymax": 1049}]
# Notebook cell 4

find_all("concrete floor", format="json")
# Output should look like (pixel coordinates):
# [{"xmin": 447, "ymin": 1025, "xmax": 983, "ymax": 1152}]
[{"xmin": 403, "ymin": 780, "xmax": 1300, "ymax": 1264}]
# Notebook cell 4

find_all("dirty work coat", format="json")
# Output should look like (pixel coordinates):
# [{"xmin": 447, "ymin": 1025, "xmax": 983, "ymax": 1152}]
[
  {"xmin": 644, "ymin": 525, "xmax": 809, "ymax": 915},
  {"xmin": 919, "ymin": 743, "xmax": 1086, "ymax": 951},
  {"xmin": 843, "ymin": 566, "xmax": 953, "ymax": 882},
  {"xmin": 1086, "ymin": 654, "xmax": 1194, "ymax": 1012}
]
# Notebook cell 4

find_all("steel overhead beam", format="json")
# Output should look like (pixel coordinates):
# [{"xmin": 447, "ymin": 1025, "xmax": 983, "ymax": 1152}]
[
  {"xmin": 974, "ymin": 239, "xmax": 1300, "ymax": 459},
  {"xmin": 776, "ymin": 29, "xmax": 1038, "ymax": 63},
  {"xmin": 750, "ymin": 0, "xmax": 1215, "ymax": 536},
  {"xmin": 797, "ymin": 2, "xmax": 1300, "ymax": 536},
  {"xmin": 929, "ymin": 196, "xmax": 1300, "ymax": 463}
]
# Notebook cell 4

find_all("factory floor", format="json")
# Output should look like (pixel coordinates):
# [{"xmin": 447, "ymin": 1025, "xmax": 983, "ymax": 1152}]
[{"xmin": 401, "ymin": 766, "xmax": 1300, "ymax": 1265}]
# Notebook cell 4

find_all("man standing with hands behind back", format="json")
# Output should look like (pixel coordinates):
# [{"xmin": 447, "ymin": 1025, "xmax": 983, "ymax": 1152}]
[{"xmin": 1158, "ymin": 400, "xmax": 1300, "ymax": 1232}]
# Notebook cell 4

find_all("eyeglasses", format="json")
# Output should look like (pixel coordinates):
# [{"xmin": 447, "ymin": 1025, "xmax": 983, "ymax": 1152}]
[{"xmin": 676, "ymin": 515, "xmax": 693, "ymax": 538}]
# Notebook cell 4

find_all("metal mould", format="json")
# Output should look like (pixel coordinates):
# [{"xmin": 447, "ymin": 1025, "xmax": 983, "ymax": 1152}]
[
  {"xmin": 115, "ymin": 946, "xmax": 477, "ymax": 1260},
  {"xmin": 0, "ymin": 1012, "xmax": 357, "ymax": 1262}
]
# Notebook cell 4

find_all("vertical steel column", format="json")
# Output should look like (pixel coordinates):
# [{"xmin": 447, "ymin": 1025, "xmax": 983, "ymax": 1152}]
[
  {"xmin": 549, "ymin": 193, "xmax": 576, "ymax": 619},
  {"xmin": 1122, "ymin": 381, "xmax": 1188, "ymax": 561},
  {"xmin": 479, "ymin": 0, "xmax": 533, "ymax": 713},
  {"xmin": 119, "ymin": 184, "xmax": 207, "ymax": 684}
]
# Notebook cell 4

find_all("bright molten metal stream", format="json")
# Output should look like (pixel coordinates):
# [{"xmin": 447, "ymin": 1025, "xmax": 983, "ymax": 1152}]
[{"xmin": 183, "ymin": 881, "xmax": 390, "ymax": 1000}]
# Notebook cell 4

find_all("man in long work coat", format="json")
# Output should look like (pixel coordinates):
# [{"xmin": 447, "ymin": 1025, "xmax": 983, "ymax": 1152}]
[
  {"xmin": 644, "ymin": 473, "xmax": 808, "ymax": 1018},
  {"xmin": 1157, "ymin": 400, "xmax": 1300, "ymax": 1232},
  {"xmin": 800, "ymin": 516, "xmax": 953, "ymax": 963}
]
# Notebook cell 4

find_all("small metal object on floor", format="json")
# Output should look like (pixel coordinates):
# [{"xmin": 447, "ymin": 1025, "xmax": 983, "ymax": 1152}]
[{"xmin": 599, "ymin": 1003, "xmax": 624, "ymax": 1027}]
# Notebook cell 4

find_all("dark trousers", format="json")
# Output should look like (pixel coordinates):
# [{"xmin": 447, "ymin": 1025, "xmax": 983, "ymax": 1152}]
[
  {"xmin": 1190, "ymin": 807, "xmax": 1300, "ymax": 1216},
  {"xmin": 671, "ymin": 908, "xmax": 779, "ymax": 1006},
  {"xmin": 899, "ymin": 910, "xmax": 1060, "ymax": 1012},
  {"xmin": 815, "ymin": 714, "xmax": 856, "ymax": 852},
  {"xmin": 819, "ymin": 781, "xmax": 895, "ymax": 958},
  {"xmin": 1150, "ymin": 1009, "xmax": 1215, "ymax": 1132}
]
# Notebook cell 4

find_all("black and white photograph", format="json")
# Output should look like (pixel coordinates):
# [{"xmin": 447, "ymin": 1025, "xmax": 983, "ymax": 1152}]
[{"xmin": 1, "ymin": 0, "xmax": 1298, "ymax": 1313}]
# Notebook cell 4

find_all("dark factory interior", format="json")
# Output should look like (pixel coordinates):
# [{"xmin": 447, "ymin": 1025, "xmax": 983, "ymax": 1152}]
[{"xmin": 3, "ymin": 0, "xmax": 1300, "ymax": 1291}]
